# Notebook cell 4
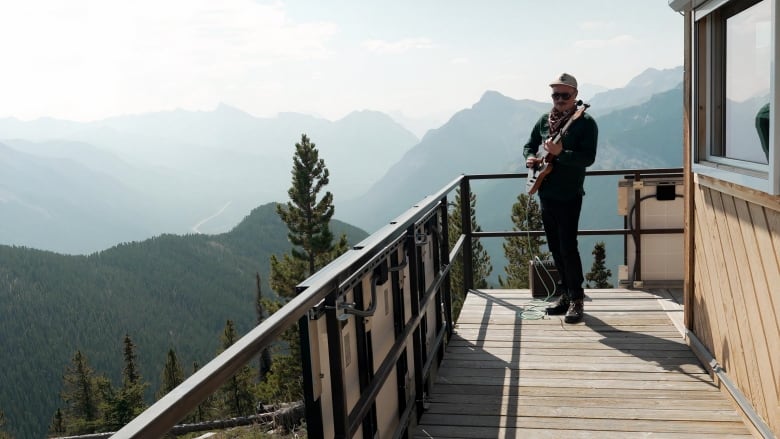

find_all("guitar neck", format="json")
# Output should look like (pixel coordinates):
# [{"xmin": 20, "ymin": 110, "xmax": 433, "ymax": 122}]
[{"xmin": 551, "ymin": 102, "xmax": 589, "ymax": 144}]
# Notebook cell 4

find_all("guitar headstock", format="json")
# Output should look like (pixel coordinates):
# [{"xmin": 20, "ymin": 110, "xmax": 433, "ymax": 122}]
[{"xmin": 573, "ymin": 101, "xmax": 590, "ymax": 118}]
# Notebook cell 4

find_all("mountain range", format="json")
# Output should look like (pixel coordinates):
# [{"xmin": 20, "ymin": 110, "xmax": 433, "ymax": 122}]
[
  {"xmin": 0, "ymin": 65, "xmax": 683, "ymax": 438},
  {"xmin": 0, "ymin": 66, "xmax": 682, "ymax": 255},
  {"xmin": 0, "ymin": 108, "xmax": 418, "ymax": 253},
  {"xmin": 339, "ymin": 70, "xmax": 683, "ymax": 233}
]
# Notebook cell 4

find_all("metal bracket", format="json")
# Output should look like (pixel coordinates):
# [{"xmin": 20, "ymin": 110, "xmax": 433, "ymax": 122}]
[{"xmin": 337, "ymin": 275, "xmax": 380, "ymax": 320}]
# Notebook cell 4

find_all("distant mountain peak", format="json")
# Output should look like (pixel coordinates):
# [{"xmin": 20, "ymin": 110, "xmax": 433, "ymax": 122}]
[
  {"xmin": 589, "ymin": 65, "xmax": 683, "ymax": 114},
  {"xmin": 338, "ymin": 109, "xmax": 401, "ymax": 125},
  {"xmin": 471, "ymin": 90, "xmax": 517, "ymax": 111},
  {"xmin": 625, "ymin": 66, "xmax": 683, "ymax": 88},
  {"xmin": 341, "ymin": 109, "xmax": 385, "ymax": 119},
  {"xmin": 477, "ymin": 90, "xmax": 509, "ymax": 103},
  {"xmin": 214, "ymin": 102, "xmax": 250, "ymax": 115}
]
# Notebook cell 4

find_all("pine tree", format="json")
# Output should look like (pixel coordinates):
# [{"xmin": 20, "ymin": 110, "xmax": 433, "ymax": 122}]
[
  {"xmin": 586, "ymin": 241, "xmax": 613, "ymax": 288},
  {"xmin": 216, "ymin": 320, "xmax": 256, "ymax": 418},
  {"xmin": 447, "ymin": 188, "xmax": 493, "ymax": 322},
  {"xmin": 120, "ymin": 334, "xmax": 147, "ymax": 416},
  {"xmin": 60, "ymin": 350, "xmax": 101, "ymax": 434},
  {"xmin": 499, "ymin": 193, "xmax": 548, "ymax": 288},
  {"xmin": 157, "ymin": 348, "xmax": 184, "ymax": 400},
  {"xmin": 264, "ymin": 134, "xmax": 348, "ymax": 404},
  {"xmin": 272, "ymin": 133, "xmax": 343, "ymax": 287},
  {"xmin": 95, "ymin": 375, "xmax": 117, "ymax": 431},
  {"xmin": 0, "ymin": 409, "xmax": 11, "ymax": 439},
  {"xmin": 49, "ymin": 408, "xmax": 66, "ymax": 436},
  {"xmin": 100, "ymin": 335, "xmax": 148, "ymax": 430}
]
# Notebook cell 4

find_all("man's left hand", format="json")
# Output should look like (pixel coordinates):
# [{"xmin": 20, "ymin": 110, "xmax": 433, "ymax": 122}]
[{"xmin": 544, "ymin": 139, "xmax": 563, "ymax": 156}]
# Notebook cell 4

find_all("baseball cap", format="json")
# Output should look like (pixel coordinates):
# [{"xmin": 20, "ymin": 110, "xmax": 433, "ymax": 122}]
[{"xmin": 549, "ymin": 73, "xmax": 578, "ymax": 89}]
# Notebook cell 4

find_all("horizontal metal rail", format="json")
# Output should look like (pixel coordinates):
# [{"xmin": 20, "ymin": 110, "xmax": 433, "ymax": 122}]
[{"xmin": 473, "ymin": 228, "xmax": 683, "ymax": 238}]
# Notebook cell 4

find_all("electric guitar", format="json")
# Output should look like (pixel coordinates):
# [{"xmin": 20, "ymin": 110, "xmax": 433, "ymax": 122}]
[{"xmin": 526, "ymin": 100, "xmax": 590, "ymax": 195}]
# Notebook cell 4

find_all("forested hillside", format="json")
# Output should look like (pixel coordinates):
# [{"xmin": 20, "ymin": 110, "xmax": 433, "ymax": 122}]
[{"xmin": 0, "ymin": 203, "xmax": 367, "ymax": 439}]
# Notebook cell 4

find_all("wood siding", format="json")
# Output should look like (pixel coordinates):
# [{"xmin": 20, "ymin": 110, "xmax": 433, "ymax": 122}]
[{"xmin": 691, "ymin": 175, "xmax": 780, "ymax": 435}]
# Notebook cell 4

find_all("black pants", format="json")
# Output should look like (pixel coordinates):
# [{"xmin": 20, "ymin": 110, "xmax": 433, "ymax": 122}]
[{"xmin": 540, "ymin": 195, "xmax": 584, "ymax": 301}]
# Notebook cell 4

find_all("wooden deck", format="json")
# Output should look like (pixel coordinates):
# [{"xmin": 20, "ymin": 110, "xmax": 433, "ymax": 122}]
[{"xmin": 412, "ymin": 288, "xmax": 753, "ymax": 438}]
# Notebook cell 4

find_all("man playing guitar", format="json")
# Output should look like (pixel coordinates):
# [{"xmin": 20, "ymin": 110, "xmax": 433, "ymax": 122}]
[{"xmin": 523, "ymin": 72, "xmax": 598, "ymax": 323}]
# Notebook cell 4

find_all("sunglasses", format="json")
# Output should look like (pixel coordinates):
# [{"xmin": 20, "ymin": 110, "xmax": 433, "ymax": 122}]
[{"xmin": 551, "ymin": 92, "xmax": 572, "ymax": 101}]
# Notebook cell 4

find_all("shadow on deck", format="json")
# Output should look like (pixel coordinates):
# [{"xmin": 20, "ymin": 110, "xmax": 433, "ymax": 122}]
[{"xmin": 413, "ymin": 288, "xmax": 752, "ymax": 438}]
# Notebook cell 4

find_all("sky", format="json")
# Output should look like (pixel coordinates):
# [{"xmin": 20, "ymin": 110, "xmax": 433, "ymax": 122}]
[{"xmin": 0, "ymin": 0, "xmax": 684, "ymax": 129}]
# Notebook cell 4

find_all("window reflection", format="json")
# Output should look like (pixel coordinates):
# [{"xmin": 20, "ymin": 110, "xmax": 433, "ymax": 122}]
[{"xmin": 725, "ymin": 0, "xmax": 770, "ymax": 164}]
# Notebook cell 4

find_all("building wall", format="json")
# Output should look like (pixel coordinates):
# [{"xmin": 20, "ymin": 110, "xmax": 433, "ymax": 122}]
[{"xmin": 690, "ymin": 174, "xmax": 780, "ymax": 434}]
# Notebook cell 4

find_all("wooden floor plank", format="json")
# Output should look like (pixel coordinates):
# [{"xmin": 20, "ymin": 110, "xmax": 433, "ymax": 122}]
[
  {"xmin": 412, "ymin": 288, "xmax": 752, "ymax": 438},
  {"xmin": 422, "ymin": 403, "xmax": 743, "ymax": 422},
  {"xmin": 413, "ymin": 425, "xmax": 753, "ymax": 439},
  {"xmin": 427, "ymin": 393, "xmax": 737, "ymax": 410}
]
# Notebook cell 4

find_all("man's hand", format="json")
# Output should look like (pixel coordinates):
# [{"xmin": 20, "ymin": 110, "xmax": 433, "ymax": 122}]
[
  {"xmin": 543, "ymin": 138, "xmax": 563, "ymax": 156},
  {"xmin": 526, "ymin": 157, "xmax": 541, "ymax": 168}
]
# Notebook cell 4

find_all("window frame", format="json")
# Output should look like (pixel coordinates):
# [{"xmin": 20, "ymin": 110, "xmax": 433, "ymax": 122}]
[{"xmin": 691, "ymin": 0, "xmax": 779, "ymax": 195}]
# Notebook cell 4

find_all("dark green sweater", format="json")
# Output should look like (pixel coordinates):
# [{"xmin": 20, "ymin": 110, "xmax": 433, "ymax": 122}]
[{"xmin": 523, "ymin": 111, "xmax": 598, "ymax": 201}]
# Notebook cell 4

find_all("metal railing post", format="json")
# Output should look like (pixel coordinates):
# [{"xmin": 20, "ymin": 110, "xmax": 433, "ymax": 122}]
[
  {"xmin": 439, "ymin": 196, "xmax": 454, "ymax": 337},
  {"xmin": 460, "ymin": 177, "xmax": 474, "ymax": 291},
  {"xmin": 633, "ymin": 171, "xmax": 643, "ymax": 284},
  {"xmin": 405, "ymin": 225, "xmax": 426, "ymax": 421},
  {"xmin": 324, "ymin": 290, "xmax": 349, "ymax": 439},
  {"xmin": 299, "ymin": 311, "xmax": 323, "ymax": 439}
]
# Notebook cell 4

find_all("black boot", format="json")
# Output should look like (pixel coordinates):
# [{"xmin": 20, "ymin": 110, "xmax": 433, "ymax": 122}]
[
  {"xmin": 546, "ymin": 294, "xmax": 570, "ymax": 315},
  {"xmin": 564, "ymin": 299, "xmax": 584, "ymax": 324}
]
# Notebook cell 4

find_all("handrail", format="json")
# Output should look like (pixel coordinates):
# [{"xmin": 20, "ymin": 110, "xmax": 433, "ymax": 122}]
[
  {"xmin": 112, "ymin": 175, "xmax": 464, "ymax": 438},
  {"xmin": 112, "ymin": 168, "xmax": 682, "ymax": 438}
]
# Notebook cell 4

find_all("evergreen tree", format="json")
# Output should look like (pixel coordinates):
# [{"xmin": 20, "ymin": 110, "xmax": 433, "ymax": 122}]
[
  {"xmin": 0, "ymin": 409, "xmax": 11, "ymax": 439},
  {"xmin": 255, "ymin": 272, "xmax": 273, "ymax": 382},
  {"xmin": 120, "ymin": 335, "xmax": 146, "ymax": 416},
  {"xmin": 447, "ymin": 188, "xmax": 493, "ymax": 322},
  {"xmin": 122, "ymin": 334, "xmax": 141, "ymax": 386},
  {"xmin": 264, "ymin": 134, "xmax": 348, "ymax": 404},
  {"xmin": 271, "ymin": 134, "xmax": 346, "ymax": 288},
  {"xmin": 216, "ymin": 320, "xmax": 256, "ymax": 418},
  {"xmin": 157, "ymin": 348, "xmax": 184, "ymax": 400},
  {"xmin": 95, "ymin": 375, "xmax": 117, "ymax": 431},
  {"xmin": 49, "ymin": 408, "xmax": 66, "ymax": 437},
  {"xmin": 60, "ymin": 350, "xmax": 101, "ymax": 434},
  {"xmin": 586, "ymin": 241, "xmax": 614, "ymax": 288},
  {"xmin": 83, "ymin": 336, "xmax": 143, "ymax": 431},
  {"xmin": 101, "ymin": 334, "xmax": 147, "ymax": 429},
  {"xmin": 499, "ymin": 193, "xmax": 548, "ymax": 288}
]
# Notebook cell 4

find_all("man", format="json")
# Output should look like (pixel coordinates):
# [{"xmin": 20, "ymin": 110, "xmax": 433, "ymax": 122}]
[{"xmin": 523, "ymin": 72, "xmax": 598, "ymax": 323}]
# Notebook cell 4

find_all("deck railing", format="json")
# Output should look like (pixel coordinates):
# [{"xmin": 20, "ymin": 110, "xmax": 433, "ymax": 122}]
[{"xmin": 112, "ymin": 168, "xmax": 683, "ymax": 439}]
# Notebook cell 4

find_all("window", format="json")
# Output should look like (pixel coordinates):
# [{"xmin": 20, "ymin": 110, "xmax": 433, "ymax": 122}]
[{"xmin": 693, "ymin": 0, "xmax": 778, "ymax": 194}]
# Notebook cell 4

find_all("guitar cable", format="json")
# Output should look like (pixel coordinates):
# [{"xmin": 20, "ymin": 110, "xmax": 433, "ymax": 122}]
[{"xmin": 517, "ymin": 193, "xmax": 558, "ymax": 320}]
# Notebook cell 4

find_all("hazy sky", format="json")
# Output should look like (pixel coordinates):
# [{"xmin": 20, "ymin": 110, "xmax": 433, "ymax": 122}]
[{"xmin": 0, "ymin": 0, "xmax": 684, "ymax": 125}]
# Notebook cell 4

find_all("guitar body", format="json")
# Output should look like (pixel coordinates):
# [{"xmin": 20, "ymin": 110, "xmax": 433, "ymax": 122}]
[
  {"xmin": 526, "ymin": 153, "xmax": 553, "ymax": 195},
  {"xmin": 525, "ymin": 101, "xmax": 590, "ymax": 195}
]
